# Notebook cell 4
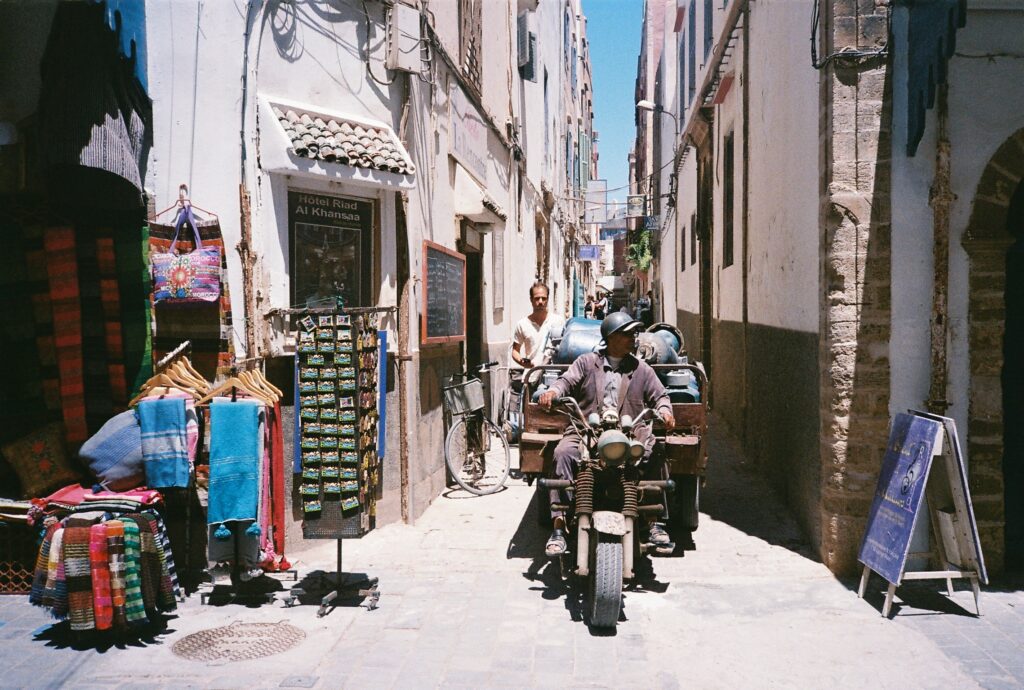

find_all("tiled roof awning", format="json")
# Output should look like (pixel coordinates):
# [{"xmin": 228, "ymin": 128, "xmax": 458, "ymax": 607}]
[{"xmin": 274, "ymin": 106, "xmax": 415, "ymax": 175}]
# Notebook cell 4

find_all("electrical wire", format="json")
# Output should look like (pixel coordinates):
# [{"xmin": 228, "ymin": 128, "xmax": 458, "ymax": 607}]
[{"xmin": 810, "ymin": 0, "xmax": 889, "ymax": 70}]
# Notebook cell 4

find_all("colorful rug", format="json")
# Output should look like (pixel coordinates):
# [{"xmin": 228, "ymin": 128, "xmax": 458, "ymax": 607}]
[
  {"xmin": 106, "ymin": 519, "xmax": 128, "ymax": 630},
  {"xmin": 44, "ymin": 227, "xmax": 88, "ymax": 445},
  {"xmin": 89, "ymin": 523, "xmax": 113, "ymax": 630}
]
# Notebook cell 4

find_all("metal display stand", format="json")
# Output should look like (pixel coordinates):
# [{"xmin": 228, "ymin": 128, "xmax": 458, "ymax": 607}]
[{"xmin": 284, "ymin": 539, "xmax": 379, "ymax": 616}]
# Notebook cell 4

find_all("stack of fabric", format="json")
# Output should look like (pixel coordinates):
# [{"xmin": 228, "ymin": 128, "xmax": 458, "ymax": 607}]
[{"xmin": 29, "ymin": 509, "xmax": 177, "ymax": 632}]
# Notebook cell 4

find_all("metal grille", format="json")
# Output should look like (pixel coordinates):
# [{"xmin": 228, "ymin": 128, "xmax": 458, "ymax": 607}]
[{"xmin": 171, "ymin": 622, "xmax": 305, "ymax": 662}]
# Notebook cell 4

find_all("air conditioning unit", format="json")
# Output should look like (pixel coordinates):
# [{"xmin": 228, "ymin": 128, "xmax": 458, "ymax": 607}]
[{"xmin": 386, "ymin": 3, "xmax": 423, "ymax": 73}]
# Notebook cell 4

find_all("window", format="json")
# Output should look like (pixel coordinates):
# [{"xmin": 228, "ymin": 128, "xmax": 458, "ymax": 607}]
[
  {"xmin": 459, "ymin": 0, "xmax": 482, "ymax": 91},
  {"xmin": 289, "ymin": 191, "xmax": 374, "ymax": 308},
  {"xmin": 680, "ymin": 219, "xmax": 687, "ymax": 270},
  {"xmin": 544, "ymin": 70, "xmax": 550, "ymax": 158},
  {"xmin": 678, "ymin": 32, "xmax": 686, "ymax": 118},
  {"xmin": 690, "ymin": 212, "xmax": 697, "ymax": 266},
  {"xmin": 723, "ymin": 131, "xmax": 735, "ymax": 267},
  {"xmin": 566, "ymin": 131, "xmax": 573, "ymax": 188},
  {"xmin": 564, "ymin": 10, "xmax": 570, "ymax": 66},
  {"xmin": 704, "ymin": 0, "xmax": 713, "ymax": 60},
  {"xmin": 688, "ymin": 0, "xmax": 696, "ymax": 105}
]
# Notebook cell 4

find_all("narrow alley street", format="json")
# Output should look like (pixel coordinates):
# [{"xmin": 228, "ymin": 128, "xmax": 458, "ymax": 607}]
[{"xmin": 2, "ymin": 420, "xmax": 1020, "ymax": 690}]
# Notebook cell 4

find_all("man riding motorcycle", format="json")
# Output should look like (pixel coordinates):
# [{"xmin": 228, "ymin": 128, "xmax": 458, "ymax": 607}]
[{"xmin": 538, "ymin": 312, "xmax": 676, "ymax": 556}]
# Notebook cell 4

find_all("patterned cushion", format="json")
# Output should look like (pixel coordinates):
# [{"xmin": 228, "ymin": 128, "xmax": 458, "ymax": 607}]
[{"xmin": 1, "ymin": 422, "xmax": 81, "ymax": 499}]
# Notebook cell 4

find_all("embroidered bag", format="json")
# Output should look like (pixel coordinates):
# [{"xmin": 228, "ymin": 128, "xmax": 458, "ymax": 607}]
[{"xmin": 151, "ymin": 207, "xmax": 221, "ymax": 303}]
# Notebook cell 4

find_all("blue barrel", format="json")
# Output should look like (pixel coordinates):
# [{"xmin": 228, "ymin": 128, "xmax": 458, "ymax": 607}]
[{"xmin": 553, "ymin": 317, "xmax": 603, "ymax": 363}]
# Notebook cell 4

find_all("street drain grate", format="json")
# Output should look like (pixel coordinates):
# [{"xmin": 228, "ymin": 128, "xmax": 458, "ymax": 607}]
[{"xmin": 172, "ymin": 621, "xmax": 306, "ymax": 662}]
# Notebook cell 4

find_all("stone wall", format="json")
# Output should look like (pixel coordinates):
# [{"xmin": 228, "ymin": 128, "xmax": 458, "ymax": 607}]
[
  {"xmin": 962, "ymin": 128, "xmax": 1024, "ymax": 574},
  {"xmin": 818, "ymin": 1, "xmax": 894, "ymax": 574}
]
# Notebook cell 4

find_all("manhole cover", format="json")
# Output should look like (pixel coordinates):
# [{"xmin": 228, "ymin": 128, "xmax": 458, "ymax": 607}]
[{"xmin": 172, "ymin": 621, "xmax": 306, "ymax": 662}]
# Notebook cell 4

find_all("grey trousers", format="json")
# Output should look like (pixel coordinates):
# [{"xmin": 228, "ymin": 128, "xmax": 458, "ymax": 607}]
[{"xmin": 549, "ymin": 433, "xmax": 668, "ymax": 520}]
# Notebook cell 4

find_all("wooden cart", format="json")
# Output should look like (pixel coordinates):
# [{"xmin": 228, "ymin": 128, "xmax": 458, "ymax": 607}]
[{"xmin": 519, "ymin": 363, "xmax": 709, "ymax": 531}]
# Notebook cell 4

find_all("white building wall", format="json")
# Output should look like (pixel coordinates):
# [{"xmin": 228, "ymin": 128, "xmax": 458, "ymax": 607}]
[
  {"xmin": 890, "ymin": 5, "xmax": 1024, "ymax": 439},
  {"xmin": 745, "ymin": 0, "xmax": 819, "ymax": 334}
]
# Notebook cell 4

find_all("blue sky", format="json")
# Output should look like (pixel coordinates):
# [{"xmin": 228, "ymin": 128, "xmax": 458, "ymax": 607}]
[{"xmin": 583, "ymin": 0, "xmax": 643, "ymax": 205}]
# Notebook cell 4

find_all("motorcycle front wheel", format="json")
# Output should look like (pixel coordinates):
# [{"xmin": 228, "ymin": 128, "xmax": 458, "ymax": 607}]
[{"xmin": 587, "ymin": 534, "xmax": 623, "ymax": 628}]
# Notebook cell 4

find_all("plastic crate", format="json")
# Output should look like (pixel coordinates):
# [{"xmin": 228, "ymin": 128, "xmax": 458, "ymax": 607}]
[{"xmin": 443, "ymin": 377, "xmax": 485, "ymax": 416}]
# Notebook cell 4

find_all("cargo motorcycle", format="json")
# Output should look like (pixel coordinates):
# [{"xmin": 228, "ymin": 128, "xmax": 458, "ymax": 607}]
[{"xmin": 539, "ymin": 397, "xmax": 675, "ymax": 628}]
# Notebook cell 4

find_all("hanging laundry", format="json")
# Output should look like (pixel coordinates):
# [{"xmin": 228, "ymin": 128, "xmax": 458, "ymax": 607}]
[{"xmin": 137, "ymin": 397, "xmax": 190, "ymax": 488}]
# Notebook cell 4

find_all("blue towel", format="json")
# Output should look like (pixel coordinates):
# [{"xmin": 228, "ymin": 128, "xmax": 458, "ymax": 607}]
[
  {"xmin": 79, "ymin": 409, "xmax": 144, "ymax": 491},
  {"xmin": 208, "ymin": 400, "xmax": 261, "ymax": 531},
  {"xmin": 137, "ymin": 398, "xmax": 190, "ymax": 488}
]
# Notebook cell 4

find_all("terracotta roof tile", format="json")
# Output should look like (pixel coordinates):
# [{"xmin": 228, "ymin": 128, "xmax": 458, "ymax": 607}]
[{"xmin": 273, "ymin": 106, "xmax": 415, "ymax": 175}]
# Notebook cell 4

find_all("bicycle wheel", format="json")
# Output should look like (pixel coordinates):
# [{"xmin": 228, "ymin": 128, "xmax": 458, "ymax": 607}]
[{"xmin": 445, "ymin": 413, "xmax": 511, "ymax": 495}]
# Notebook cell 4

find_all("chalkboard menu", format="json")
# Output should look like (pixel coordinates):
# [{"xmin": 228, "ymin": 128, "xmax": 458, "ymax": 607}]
[{"xmin": 422, "ymin": 241, "xmax": 466, "ymax": 344}]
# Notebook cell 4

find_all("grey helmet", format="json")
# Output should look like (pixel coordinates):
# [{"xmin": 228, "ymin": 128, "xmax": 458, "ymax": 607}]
[{"xmin": 600, "ymin": 312, "xmax": 642, "ymax": 340}]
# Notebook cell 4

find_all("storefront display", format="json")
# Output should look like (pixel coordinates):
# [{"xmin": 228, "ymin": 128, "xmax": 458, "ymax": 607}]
[{"xmin": 295, "ymin": 309, "xmax": 383, "ymax": 539}]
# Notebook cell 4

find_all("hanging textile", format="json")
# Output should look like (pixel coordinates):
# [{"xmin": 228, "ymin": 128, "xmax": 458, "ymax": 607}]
[
  {"xmin": 44, "ymin": 227, "xmax": 88, "ymax": 445},
  {"xmin": 148, "ymin": 217, "xmax": 234, "ymax": 382},
  {"xmin": 137, "ymin": 397, "xmax": 190, "ymax": 488}
]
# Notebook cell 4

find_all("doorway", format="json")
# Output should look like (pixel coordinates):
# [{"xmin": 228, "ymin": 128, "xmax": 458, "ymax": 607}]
[
  {"xmin": 1004, "ymin": 181, "xmax": 1024, "ymax": 570},
  {"xmin": 461, "ymin": 221, "xmax": 484, "ymax": 368}
]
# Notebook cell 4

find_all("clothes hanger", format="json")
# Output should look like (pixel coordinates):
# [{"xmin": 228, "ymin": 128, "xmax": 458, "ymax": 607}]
[
  {"xmin": 149, "ymin": 184, "xmax": 219, "ymax": 223},
  {"xmin": 254, "ymin": 369, "xmax": 284, "ymax": 399},
  {"xmin": 240, "ymin": 371, "xmax": 277, "ymax": 402},
  {"xmin": 196, "ymin": 376, "xmax": 273, "ymax": 406},
  {"xmin": 237, "ymin": 371, "xmax": 269, "ymax": 401},
  {"xmin": 179, "ymin": 356, "xmax": 209, "ymax": 387},
  {"xmin": 169, "ymin": 361, "xmax": 210, "ymax": 392},
  {"xmin": 128, "ymin": 374, "xmax": 198, "ymax": 407}
]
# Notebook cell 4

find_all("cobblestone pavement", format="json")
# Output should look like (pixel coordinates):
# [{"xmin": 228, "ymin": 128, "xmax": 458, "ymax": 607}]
[{"xmin": 1, "ymin": 419, "xmax": 1021, "ymax": 689}]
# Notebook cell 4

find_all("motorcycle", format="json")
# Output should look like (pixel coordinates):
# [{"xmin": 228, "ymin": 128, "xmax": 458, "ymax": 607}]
[{"xmin": 539, "ymin": 397, "xmax": 675, "ymax": 628}]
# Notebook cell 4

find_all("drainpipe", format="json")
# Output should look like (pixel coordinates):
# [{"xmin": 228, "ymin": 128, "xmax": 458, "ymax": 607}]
[
  {"xmin": 928, "ymin": 83, "xmax": 951, "ymax": 414},
  {"xmin": 238, "ymin": 1, "xmax": 260, "ymax": 358},
  {"xmin": 740, "ymin": 4, "xmax": 750, "ymax": 437},
  {"xmin": 396, "ymin": 72, "xmax": 413, "ymax": 523}
]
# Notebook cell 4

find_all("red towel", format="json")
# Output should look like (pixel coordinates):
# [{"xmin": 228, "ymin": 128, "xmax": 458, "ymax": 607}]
[
  {"xmin": 270, "ymin": 402, "xmax": 286, "ymax": 561},
  {"xmin": 89, "ymin": 523, "xmax": 112, "ymax": 630}
]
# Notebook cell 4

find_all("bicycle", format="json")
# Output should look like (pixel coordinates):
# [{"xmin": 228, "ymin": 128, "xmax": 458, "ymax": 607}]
[{"xmin": 442, "ymin": 361, "xmax": 511, "ymax": 495}]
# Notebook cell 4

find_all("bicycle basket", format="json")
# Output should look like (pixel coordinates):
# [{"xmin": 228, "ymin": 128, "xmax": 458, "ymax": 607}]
[{"xmin": 443, "ymin": 377, "xmax": 485, "ymax": 415}]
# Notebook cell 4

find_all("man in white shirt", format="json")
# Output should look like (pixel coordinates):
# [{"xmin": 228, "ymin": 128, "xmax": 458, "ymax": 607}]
[{"xmin": 512, "ymin": 283, "xmax": 564, "ymax": 369}]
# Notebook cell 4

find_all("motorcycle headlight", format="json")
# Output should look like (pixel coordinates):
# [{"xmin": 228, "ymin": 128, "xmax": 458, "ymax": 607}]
[
  {"xmin": 597, "ymin": 430, "xmax": 629, "ymax": 465},
  {"xmin": 629, "ymin": 441, "xmax": 645, "ymax": 459}
]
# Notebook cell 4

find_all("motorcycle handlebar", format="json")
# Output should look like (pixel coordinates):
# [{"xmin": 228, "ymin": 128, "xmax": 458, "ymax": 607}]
[{"xmin": 474, "ymin": 361, "xmax": 500, "ymax": 372}]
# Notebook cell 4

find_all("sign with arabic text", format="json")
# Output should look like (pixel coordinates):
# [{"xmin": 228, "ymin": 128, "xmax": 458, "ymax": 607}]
[{"xmin": 578, "ymin": 245, "xmax": 601, "ymax": 261}]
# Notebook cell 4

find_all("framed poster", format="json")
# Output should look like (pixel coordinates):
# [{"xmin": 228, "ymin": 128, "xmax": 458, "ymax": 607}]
[{"xmin": 421, "ymin": 241, "xmax": 466, "ymax": 345}]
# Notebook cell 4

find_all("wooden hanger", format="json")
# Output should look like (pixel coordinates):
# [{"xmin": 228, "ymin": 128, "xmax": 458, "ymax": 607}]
[
  {"xmin": 196, "ymin": 377, "xmax": 273, "ymax": 406},
  {"xmin": 169, "ymin": 361, "xmax": 210, "ymax": 392},
  {"xmin": 256, "ymin": 369, "xmax": 284, "ymax": 399},
  {"xmin": 128, "ymin": 374, "xmax": 198, "ymax": 407},
  {"xmin": 240, "ymin": 371, "xmax": 277, "ymax": 402}
]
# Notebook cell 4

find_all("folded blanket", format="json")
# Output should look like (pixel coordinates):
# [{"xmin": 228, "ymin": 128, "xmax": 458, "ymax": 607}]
[
  {"xmin": 125, "ymin": 514, "xmax": 159, "ymax": 612},
  {"xmin": 30, "ymin": 521, "xmax": 60, "ymax": 606},
  {"xmin": 121, "ymin": 518, "xmax": 147, "ymax": 625},
  {"xmin": 138, "ymin": 397, "xmax": 189, "ymax": 488},
  {"xmin": 106, "ymin": 520, "xmax": 128, "ymax": 630},
  {"xmin": 141, "ymin": 511, "xmax": 176, "ymax": 610},
  {"xmin": 63, "ymin": 525, "xmax": 94, "ymax": 630},
  {"xmin": 147, "ymin": 512, "xmax": 180, "ymax": 600},
  {"xmin": 89, "ymin": 523, "xmax": 112, "ymax": 630},
  {"xmin": 208, "ymin": 400, "xmax": 261, "ymax": 536},
  {"xmin": 78, "ymin": 409, "xmax": 144, "ymax": 492},
  {"xmin": 42, "ymin": 527, "xmax": 64, "ymax": 614}
]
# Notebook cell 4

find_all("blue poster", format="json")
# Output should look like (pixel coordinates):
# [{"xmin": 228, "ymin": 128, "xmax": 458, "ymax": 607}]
[{"xmin": 858, "ymin": 412, "xmax": 943, "ymax": 584}]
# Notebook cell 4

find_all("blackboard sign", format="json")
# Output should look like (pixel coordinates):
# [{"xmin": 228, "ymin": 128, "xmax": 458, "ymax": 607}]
[
  {"xmin": 858, "ymin": 412, "xmax": 944, "ymax": 584},
  {"xmin": 422, "ymin": 241, "xmax": 466, "ymax": 344}
]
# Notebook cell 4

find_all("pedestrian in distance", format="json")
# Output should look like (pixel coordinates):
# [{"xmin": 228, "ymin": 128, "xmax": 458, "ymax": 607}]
[
  {"xmin": 512, "ymin": 283, "xmax": 564, "ymax": 373},
  {"xmin": 593, "ymin": 291, "xmax": 608, "ymax": 320},
  {"xmin": 584, "ymin": 294, "xmax": 595, "ymax": 320}
]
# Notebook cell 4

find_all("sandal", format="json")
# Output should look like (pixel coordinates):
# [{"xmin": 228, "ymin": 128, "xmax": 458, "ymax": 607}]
[
  {"xmin": 647, "ymin": 522, "xmax": 671, "ymax": 546},
  {"xmin": 545, "ymin": 528, "xmax": 567, "ymax": 557}
]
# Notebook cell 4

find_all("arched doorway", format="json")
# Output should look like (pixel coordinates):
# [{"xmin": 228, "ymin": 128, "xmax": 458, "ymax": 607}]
[
  {"xmin": 963, "ymin": 128, "xmax": 1024, "ymax": 574},
  {"xmin": 1004, "ymin": 181, "xmax": 1024, "ymax": 570}
]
